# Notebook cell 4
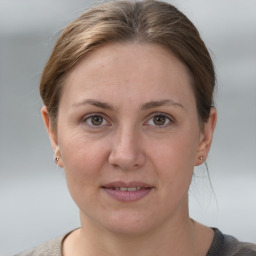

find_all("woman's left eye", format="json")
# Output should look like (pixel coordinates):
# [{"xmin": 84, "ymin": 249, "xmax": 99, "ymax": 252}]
[{"xmin": 146, "ymin": 114, "xmax": 173, "ymax": 127}]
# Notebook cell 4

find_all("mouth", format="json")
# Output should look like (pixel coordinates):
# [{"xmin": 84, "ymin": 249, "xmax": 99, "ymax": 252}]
[
  {"xmin": 102, "ymin": 186, "xmax": 151, "ymax": 191},
  {"xmin": 101, "ymin": 181, "xmax": 153, "ymax": 202}
]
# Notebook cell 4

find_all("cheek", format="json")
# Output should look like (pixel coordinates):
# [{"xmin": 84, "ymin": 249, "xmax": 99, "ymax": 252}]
[
  {"xmin": 150, "ymin": 132, "xmax": 198, "ymax": 168},
  {"xmin": 60, "ymin": 140, "xmax": 109, "ymax": 211},
  {"xmin": 152, "ymin": 143, "xmax": 195, "ymax": 209},
  {"xmin": 148, "ymin": 129, "xmax": 199, "ymax": 188},
  {"xmin": 59, "ymin": 132, "xmax": 109, "ymax": 192}
]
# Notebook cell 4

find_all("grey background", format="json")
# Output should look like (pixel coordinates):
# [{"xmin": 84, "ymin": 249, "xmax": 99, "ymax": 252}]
[{"xmin": 0, "ymin": 0, "xmax": 255, "ymax": 255}]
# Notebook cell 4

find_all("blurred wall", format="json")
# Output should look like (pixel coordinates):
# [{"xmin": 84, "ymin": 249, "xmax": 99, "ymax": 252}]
[{"xmin": 0, "ymin": 0, "xmax": 256, "ymax": 255}]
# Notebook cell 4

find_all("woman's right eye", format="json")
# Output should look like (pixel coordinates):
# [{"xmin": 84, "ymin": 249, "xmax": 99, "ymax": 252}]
[{"xmin": 82, "ymin": 114, "xmax": 108, "ymax": 127}]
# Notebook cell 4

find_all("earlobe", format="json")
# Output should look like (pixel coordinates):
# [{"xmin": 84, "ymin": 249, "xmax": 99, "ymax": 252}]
[
  {"xmin": 195, "ymin": 107, "xmax": 217, "ymax": 166},
  {"xmin": 54, "ymin": 146, "xmax": 63, "ymax": 167},
  {"xmin": 41, "ymin": 106, "xmax": 63, "ymax": 168}
]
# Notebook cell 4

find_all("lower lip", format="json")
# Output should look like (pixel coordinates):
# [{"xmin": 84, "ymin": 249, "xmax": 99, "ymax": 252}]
[{"xmin": 102, "ymin": 188, "xmax": 152, "ymax": 202}]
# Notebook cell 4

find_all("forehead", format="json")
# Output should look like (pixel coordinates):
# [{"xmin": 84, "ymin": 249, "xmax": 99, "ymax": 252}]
[{"xmin": 61, "ymin": 42, "xmax": 195, "ymax": 108}]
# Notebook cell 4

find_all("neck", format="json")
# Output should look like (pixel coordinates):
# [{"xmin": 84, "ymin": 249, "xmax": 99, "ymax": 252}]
[{"xmin": 63, "ymin": 210, "xmax": 212, "ymax": 256}]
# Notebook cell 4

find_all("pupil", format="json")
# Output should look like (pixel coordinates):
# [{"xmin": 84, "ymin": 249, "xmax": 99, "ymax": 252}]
[
  {"xmin": 153, "ymin": 115, "xmax": 166, "ymax": 125},
  {"xmin": 92, "ymin": 116, "xmax": 103, "ymax": 125}
]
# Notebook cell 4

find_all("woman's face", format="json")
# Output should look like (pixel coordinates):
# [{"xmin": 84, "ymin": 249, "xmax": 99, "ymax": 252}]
[{"xmin": 43, "ymin": 42, "xmax": 215, "ymax": 235}]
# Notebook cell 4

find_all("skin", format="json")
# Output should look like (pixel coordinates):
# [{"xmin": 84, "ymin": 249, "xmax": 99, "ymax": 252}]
[{"xmin": 42, "ymin": 42, "xmax": 217, "ymax": 256}]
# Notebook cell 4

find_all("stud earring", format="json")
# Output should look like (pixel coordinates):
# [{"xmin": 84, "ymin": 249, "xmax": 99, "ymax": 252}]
[
  {"xmin": 55, "ymin": 157, "xmax": 60, "ymax": 166},
  {"xmin": 199, "ymin": 156, "xmax": 204, "ymax": 161}
]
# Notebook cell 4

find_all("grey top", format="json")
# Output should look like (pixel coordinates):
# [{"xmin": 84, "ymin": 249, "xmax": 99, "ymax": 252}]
[{"xmin": 15, "ymin": 228, "xmax": 256, "ymax": 256}]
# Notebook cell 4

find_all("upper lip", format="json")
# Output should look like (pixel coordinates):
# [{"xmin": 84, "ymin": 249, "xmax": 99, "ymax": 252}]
[{"xmin": 102, "ymin": 181, "xmax": 153, "ymax": 188}]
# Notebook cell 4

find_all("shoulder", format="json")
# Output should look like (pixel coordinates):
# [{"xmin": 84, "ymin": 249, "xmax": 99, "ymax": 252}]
[
  {"xmin": 208, "ymin": 228, "xmax": 256, "ymax": 256},
  {"xmin": 14, "ymin": 235, "xmax": 64, "ymax": 256}
]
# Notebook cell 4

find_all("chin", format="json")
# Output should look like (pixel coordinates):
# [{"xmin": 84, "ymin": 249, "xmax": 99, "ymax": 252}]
[{"xmin": 96, "ymin": 209, "xmax": 160, "ymax": 237}]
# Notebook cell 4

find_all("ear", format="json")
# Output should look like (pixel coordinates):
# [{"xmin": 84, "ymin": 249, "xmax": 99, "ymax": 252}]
[
  {"xmin": 195, "ymin": 107, "xmax": 217, "ymax": 166},
  {"xmin": 41, "ymin": 106, "xmax": 63, "ymax": 167}
]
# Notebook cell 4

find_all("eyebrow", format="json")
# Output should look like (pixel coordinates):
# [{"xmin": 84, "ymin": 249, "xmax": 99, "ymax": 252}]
[
  {"xmin": 72, "ymin": 99, "xmax": 183, "ymax": 110},
  {"xmin": 72, "ymin": 99, "xmax": 114, "ymax": 110},
  {"xmin": 141, "ymin": 99, "xmax": 184, "ymax": 110}
]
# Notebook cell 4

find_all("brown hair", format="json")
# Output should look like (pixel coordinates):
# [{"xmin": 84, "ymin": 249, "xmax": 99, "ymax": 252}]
[{"xmin": 40, "ymin": 0, "xmax": 215, "ymax": 127}]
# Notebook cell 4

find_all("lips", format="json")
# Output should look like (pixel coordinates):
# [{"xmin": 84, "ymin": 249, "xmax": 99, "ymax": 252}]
[
  {"xmin": 101, "ymin": 181, "xmax": 153, "ymax": 202},
  {"xmin": 111, "ymin": 187, "xmax": 144, "ymax": 191}
]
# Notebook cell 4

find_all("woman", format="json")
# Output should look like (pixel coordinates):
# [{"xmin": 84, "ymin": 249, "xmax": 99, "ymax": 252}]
[{"xmin": 16, "ymin": 0, "xmax": 256, "ymax": 255}]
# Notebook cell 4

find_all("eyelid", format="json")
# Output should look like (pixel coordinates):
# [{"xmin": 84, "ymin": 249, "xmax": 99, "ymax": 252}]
[
  {"xmin": 144, "ymin": 112, "xmax": 175, "ymax": 126},
  {"xmin": 81, "ymin": 112, "xmax": 111, "ymax": 127}
]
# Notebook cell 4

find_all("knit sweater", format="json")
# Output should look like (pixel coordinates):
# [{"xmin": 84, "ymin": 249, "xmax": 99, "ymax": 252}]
[{"xmin": 15, "ymin": 228, "xmax": 256, "ymax": 256}]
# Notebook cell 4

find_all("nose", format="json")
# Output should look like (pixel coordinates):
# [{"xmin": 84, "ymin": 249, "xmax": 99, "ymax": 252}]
[{"xmin": 108, "ymin": 127, "xmax": 146, "ymax": 171}]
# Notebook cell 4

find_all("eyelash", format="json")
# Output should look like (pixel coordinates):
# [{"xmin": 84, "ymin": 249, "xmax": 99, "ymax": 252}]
[
  {"xmin": 81, "ymin": 112, "xmax": 174, "ymax": 128},
  {"xmin": 81, "ymin": 113, "xmax": 110, "ymax": 128},
  {"xmin": 145, "ymin": 113, "xmax": 174, "ymax": 128}
]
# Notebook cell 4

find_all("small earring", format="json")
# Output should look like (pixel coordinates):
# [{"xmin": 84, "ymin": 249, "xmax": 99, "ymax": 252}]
[
  {"xmin": 199, "ymin": 156, "xmax": 204, "ymax": 161},
  {"xmin": 55, "ymin": 157, "xmax": 60, "ymax": 166}
]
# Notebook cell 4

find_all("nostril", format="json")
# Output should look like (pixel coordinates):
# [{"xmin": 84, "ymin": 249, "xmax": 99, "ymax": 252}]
[
  {"xmin": 112, "ymin": 163, "xmax": 119, "ymax": 168},
  {"xmin": 108, "ymin": 151, "xmax": 145, "ymax": 170},
  {"xmin": 108, "ymin": 137, "xmax": 146, "ymax": 170}
]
